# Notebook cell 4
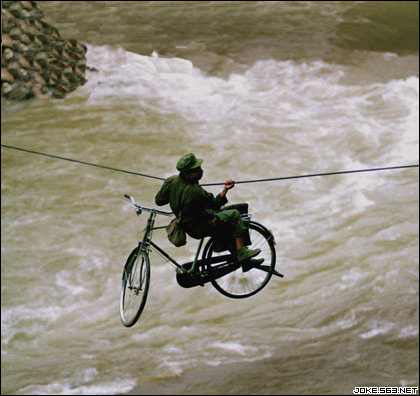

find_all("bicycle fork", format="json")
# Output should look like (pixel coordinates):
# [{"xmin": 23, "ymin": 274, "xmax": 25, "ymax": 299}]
[{"xmin": 127, "ymin": 252, "xmax": 145, "ymax": 294}]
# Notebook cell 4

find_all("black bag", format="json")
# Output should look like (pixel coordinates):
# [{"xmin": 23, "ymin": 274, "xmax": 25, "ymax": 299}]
[{"xmin": 166, "ymin": 184, "xmax": 191, "ymax": 247}]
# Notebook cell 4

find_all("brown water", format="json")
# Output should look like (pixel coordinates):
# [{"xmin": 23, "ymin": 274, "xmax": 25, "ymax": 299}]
[{"xmin": 1, "ymin": 2, "xmax": 419, "ymax": 395}]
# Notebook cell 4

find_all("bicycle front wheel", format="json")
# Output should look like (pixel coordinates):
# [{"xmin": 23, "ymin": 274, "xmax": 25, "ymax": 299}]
[
  {"xmin": 205, "ymin": 221, "xmax": 276, "ymax": 299},
  {"xmin": 120, "ymin": 247, "xmax": 150, "ymax": 327}
]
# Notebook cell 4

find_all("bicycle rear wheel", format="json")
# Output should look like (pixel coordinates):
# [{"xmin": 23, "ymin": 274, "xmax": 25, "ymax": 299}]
[
  {"xmin": 204, "ymin": 221, "xmax": 276, "ymax": 299},
  {"xmin": 120, "ymin": 247, "xmax": 150, "ymax": 327}
]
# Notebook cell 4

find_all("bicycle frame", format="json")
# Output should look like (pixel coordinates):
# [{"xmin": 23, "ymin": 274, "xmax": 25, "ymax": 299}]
[
  {"xmin": 146, "ymin": 235, "xmax": 205, "ymax": 275},
  {"xmin": 125, "ymin": 195, "xmax": 205, "ymax": 275}
]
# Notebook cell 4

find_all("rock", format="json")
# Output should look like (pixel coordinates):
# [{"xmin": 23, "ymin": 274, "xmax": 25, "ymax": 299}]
[{"xmin": 1, "ymin": 0, "xmax": 88, "ymax": 101}]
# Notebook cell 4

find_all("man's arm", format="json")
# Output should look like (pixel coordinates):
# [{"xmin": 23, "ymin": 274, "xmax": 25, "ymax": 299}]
[
  {"xmin": 220, "ymin": 179, "xmax": 235, "ymax": 198},
  {"xmin": 209, "ymin": 179, "xmax": 234, "ymax": 210},
  {"xmin": 155, "ymin": 177, "xmax": 174, "ymax": 206}
]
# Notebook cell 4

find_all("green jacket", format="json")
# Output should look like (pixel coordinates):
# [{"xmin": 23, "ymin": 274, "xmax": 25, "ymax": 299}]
[{"xmin": 155, "ymin": 175, "xmax": 228, "ymax": 236}]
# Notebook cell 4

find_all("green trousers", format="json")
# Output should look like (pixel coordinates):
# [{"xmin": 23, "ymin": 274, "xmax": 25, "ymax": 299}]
[{"xmin": 185, "ymin": 209, "xmax": 247, "ymax": 241}]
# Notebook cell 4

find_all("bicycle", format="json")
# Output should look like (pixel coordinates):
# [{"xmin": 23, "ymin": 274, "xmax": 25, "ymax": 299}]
[{"xmin": 120, "ymin": 194, "xmax": 284, "ymax": 327}]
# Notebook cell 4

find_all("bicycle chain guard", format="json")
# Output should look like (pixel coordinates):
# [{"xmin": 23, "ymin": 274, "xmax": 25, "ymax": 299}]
[{"xmin": 176, "ymin": 255, "xmax": 239, "ymax": 288}]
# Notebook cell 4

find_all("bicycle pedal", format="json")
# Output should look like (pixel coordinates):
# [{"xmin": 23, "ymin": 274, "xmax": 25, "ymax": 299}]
[{"xmin": 242, "ymin": 258, "xmax": 265, "ymax": 273}]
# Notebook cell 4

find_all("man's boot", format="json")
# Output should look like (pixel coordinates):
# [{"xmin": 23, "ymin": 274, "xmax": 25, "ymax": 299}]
[{"xmin": 236, "ymin": 247, "xmax": 261, "ymax": 263}]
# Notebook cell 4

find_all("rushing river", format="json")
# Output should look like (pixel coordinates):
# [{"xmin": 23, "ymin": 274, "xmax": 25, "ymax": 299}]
[{"xmin": 1, "ymin": 1, "xmax": 419, "ymax": 395}]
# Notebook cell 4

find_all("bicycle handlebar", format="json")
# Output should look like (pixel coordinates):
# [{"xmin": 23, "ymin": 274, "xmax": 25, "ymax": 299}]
[{"xmin": 123, "ymin": 194, "xmax": 173, "ymax": 217}]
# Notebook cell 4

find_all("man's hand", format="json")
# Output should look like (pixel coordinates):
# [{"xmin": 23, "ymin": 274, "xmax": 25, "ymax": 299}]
[
  {"xmin": 225, "ymin": 179, "xmax": 235, "ymax": 190},
  {"xmin": 221, "ymin": 179, "xmax": 235, "ymax": 198}
]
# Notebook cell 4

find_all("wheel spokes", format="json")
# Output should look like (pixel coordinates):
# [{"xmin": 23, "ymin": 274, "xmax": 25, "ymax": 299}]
[
  {"xmin": 120, "ymin": 249, "xmax": 150, "ymax": 327},
  {"xmin": 209, "ymin": 222, "xmax": 276, "ymax": 298}
]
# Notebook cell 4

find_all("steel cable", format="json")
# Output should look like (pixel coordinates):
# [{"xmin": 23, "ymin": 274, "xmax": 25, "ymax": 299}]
[{"xmin": 2, "ymin": 143, "xmax": 418, "ymax": 186}]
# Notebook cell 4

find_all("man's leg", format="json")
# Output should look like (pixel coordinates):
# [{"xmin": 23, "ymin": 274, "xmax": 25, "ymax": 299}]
[
  {"xmin": 235, "ymin": 236, "xmax": 244, "ymax": 250},
  {"xmin": 215, "ymin": 209, "xmax": 262, "ymax": 264}
]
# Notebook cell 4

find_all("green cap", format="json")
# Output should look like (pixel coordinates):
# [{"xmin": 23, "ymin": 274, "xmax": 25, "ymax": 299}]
[{"xmin": 176, "ymin": 153, "xmax": 203, "ymax": 173}]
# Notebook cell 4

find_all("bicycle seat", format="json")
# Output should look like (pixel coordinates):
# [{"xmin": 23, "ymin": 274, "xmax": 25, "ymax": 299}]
[{"xmin": 220, "ymin": 203, "xmax": 248, "ymax": 214}]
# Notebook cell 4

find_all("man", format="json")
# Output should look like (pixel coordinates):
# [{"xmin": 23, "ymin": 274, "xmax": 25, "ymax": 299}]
[{"xmin": 155, "ymin": 153, "xmax": 263, "ymax": 269}]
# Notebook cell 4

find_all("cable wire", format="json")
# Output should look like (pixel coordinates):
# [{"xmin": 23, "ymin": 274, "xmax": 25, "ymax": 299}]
[
  {"xmin": 1, "ymin": 143, "xmax": 418, "ymax": 186},
  {"xmin": 201, "ymin": 164, "xmax": 419, "ymax": 186},
  {"xmin": 1, "ymin": 144, "xmax": 165, "ymax": 181}
]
